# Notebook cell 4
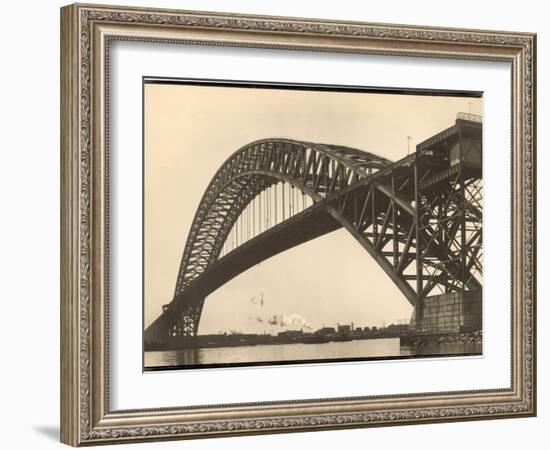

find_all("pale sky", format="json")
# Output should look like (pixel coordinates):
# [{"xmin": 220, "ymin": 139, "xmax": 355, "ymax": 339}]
[{"xmin": 144, "ymin": 82, "xmax": 482, "ymax": 334}]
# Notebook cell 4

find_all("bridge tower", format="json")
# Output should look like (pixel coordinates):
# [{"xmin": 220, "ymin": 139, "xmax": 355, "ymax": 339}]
[{"xmin": 410, "ymin": 113, "xmax": 482, "ymax": 333}]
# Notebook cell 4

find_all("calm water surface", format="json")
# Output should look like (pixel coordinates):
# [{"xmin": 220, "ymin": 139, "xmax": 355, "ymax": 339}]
[{"xmin": 145, "ymin": 338, "xmax": 481, "ymax": 368}]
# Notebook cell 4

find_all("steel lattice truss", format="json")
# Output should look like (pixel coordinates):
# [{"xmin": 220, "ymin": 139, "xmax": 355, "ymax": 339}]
[
  {"xmin": 145, "ymin": 122, "xmax": 483, "ymax": 342},
  {"xmin": 175, "ymin": 139, "xmax": 391, "ymax": 295}
]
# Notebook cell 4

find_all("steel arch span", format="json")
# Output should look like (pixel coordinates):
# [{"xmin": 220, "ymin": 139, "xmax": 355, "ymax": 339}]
[{"xmin": 145, "ymin": 118, "xmax": 483, "ymax": 344}]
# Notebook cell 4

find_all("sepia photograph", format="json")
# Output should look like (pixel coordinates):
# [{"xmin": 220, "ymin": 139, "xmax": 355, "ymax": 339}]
[{"xmin": 143, "ymin": 78, "xmax": 483, "ymax": 371}]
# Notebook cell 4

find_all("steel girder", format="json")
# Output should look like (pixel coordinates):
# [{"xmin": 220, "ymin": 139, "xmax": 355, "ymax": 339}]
[{"xmin": 323, "ymin": 156, "xmax": 482, "ymax": 312}]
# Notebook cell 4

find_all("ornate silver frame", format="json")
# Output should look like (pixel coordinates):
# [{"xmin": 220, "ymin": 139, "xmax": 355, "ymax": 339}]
[{"xmin": 60, "ymin": 3, "xmax": 536, "ymax": 446}]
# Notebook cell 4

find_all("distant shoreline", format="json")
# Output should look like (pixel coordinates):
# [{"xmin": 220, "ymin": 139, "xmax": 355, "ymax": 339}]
[{"xmin": 145, "ymin": 330, "xmax": 481, "ymax": 352}]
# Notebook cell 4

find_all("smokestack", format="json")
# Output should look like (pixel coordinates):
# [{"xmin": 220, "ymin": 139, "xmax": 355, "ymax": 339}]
[{"xmin": 351, "ymin": 322, "xmax": 354, "ymax": 331}]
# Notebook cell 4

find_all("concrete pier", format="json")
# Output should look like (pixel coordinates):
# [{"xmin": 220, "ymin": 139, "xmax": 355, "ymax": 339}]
[{"xmin": 411, "ymin": 290, "xmax": 482, "ymax": 334}]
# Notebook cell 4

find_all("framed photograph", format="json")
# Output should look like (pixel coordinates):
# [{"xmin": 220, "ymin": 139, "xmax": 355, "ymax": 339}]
[{"xmin": 60, "ymin": 3, "xmax": 536, "ymax": 446}]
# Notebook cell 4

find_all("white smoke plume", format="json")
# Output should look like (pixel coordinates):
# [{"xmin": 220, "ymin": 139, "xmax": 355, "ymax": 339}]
[{"xmin": 263, "ymin": 313, "xmax": 312, "ymax": 330}]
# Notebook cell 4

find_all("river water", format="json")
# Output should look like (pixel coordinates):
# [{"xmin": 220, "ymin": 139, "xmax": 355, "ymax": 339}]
[{"xmin": 144, "ymin": 338, "xmax": 482, "ymax": 369}]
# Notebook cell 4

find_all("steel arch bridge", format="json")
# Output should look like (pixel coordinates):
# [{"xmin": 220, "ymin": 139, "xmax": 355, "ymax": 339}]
[{"xmin": 145, "ymin": 115, "xmax": 483, "ymax": 344}]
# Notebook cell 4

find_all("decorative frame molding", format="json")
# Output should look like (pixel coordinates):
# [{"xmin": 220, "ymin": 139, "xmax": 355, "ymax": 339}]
[{"xmin": 60, "ymin": 3, "xmax": 536, "ymax": 446}]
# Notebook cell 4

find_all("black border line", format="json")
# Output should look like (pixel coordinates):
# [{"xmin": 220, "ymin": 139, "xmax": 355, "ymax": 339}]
[{"xmin": 144, "ymin": 76, "xmax": 483, "ymax": 97}]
